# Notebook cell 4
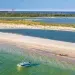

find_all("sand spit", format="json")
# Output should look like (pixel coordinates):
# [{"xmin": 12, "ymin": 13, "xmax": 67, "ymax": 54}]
[
  {"xmin": 0, "ymin": 32, "xmax": 75, "ymax": 58},
  {"xmin": 0, "ymin": 23, "xmax": 75, "ymax": 32}
]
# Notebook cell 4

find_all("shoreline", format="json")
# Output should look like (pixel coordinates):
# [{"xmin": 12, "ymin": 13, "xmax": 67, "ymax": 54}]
[
  {"xmin": 0, "ymin": 23, "xmax": 75, "ymax": 65},
  {"xmin": 0, "ymin": 32, "xmax": 75, "ymax": 58},
  {"xmin": 0, "ymin": 32, "xmax": 75, "ymax": 68},
  {"xmin": 0, "ymin": 17, "xmax": 75, "ymax": 18},
  {"xmin": 0, "ymin": 23, "xmax": 75, "ymax": 32}
]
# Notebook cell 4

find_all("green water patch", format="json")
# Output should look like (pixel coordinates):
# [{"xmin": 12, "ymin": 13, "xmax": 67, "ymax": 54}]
[
  {"xmin": 0, "ymin": 51, "xmax": 74, "ymax": 75},
  {"xmin": 0, "ymin": 44, "xmax": 75, "ymax": 75}
]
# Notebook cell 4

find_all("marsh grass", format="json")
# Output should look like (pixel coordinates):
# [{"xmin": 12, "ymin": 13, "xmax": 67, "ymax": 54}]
[{"xmin": 0, "ymin": 20, "xmax": 75, "ymax": 28}]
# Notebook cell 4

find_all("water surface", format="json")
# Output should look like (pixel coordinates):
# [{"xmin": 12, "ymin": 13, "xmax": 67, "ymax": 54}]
[
  {"xmin": 0, "ymin": 42, "xmax": 75, "ymax": 75},
  {"xmin": 0, "ymin": 17, "xmax": 75, "ymax": 24},
  {"xmin": 0, "ymin": 29, "xmax": 75, "ymax": 43}
]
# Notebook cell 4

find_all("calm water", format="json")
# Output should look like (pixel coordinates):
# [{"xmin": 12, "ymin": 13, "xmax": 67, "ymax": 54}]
[
  {"xmin": 0, "ymin": 41, "xmax": 75, "ymax": 75},
  {"xmin": 0, "ymin": 29, "xmax": 75, "ymax": 43},
  {"xmin": 26, "ymin": 17, "xmax": 75, "ymax": 24},
  {"xmin": 1, "ymin": 17, "xmax": 75, "ymax": 24}
]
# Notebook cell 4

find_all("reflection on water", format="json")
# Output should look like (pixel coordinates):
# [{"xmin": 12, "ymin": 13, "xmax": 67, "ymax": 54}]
[{"xmin": 17, "ymin": 67, "xmax": 26, "ymax": 72}]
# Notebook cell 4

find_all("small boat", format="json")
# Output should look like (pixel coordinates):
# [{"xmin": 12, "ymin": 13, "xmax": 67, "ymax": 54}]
[{"xmin": 17, "ymin": 62, "xmax": 31, "ymax": 67}]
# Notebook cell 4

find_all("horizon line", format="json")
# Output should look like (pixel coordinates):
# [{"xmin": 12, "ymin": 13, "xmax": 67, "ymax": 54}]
[{"xmin": 0, "ymin": 9, "xmax": 75, "ymax": 11}]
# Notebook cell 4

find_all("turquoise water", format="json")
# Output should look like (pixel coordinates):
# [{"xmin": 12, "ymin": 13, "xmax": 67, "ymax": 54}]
[{"xmin": 0, "ymin": 42, "xmax": 75, "ymax": 75}]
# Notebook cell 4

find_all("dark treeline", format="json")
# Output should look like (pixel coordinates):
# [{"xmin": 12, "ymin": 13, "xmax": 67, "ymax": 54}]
[{"xmin": 0, "ymin": 11, "xmax": 75, "ymax": 17}]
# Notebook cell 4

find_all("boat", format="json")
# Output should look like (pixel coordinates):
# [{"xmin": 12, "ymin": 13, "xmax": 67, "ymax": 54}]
[{"xmin": 17, "ymin": 62, "xmax": 31, "ymax": 67}]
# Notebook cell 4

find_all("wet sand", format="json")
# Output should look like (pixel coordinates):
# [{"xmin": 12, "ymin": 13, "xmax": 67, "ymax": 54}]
[
  {"xmin": 0, "ymin": 32, "xmax": 75, "ymax": 69},
  {"xmin": 0, "ymin": 32, "xmax": 75, "ymax": 58}
]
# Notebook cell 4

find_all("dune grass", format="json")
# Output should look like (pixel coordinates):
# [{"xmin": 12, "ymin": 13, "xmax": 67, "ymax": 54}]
[{"xmin": 0, "ymin": 20, "xmax": 75, "ymax": 28}]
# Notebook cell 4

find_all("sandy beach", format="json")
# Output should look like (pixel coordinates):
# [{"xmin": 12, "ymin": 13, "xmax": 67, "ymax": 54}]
[
  {"xmin": 0, "ymin": 23, "xmax": 75, "ymax": 32},
  {"xmin": 0, "ymin": 23, "xmax": 75, "ymax": 66},
  {"xmin": 0, "ymin": 32, "xmax": 75, "ymax": 58}
]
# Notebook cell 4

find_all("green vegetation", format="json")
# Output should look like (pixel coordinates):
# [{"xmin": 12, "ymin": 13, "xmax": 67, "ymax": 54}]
[
  {"xmin": 0, "ymin": 11, "xmax": 75, "ymax": 28},
  {"xmin": 0, "ymin": 11, "xmax": 75, "ymax": 17},
  {"xmin": 0, "ymin": 20, "xmax": 75, "ymax": 28}
]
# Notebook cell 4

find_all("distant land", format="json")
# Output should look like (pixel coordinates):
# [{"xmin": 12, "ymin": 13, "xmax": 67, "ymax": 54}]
[{"xmin": 0, "ymin": 11, "xmax": 75, "ymax": 17}]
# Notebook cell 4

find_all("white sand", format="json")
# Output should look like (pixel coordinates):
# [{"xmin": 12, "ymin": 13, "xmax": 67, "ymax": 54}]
[
  {"xmin": 0, "ymin": 23, "xmax": 75, "ymax": 32},
  {"xmin": 0, "ymin": 32, "xmax": 75, "ymax": 58}
]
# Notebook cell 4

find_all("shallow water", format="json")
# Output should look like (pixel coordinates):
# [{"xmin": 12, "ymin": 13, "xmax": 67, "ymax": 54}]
[
  {"xmin": 32, "ymin": 17, "xmax": 75, "ymax": 24},
  {"xmin": 0, "ymin": 42, "xmax": 75, "ymax": 75},
  {"xmin": 0, "ymin": 29, "xmax": 75, "ymax": 43},
  {"xmin": 0, "ymin": 28, "xmax": 75, "ymax": 75}
]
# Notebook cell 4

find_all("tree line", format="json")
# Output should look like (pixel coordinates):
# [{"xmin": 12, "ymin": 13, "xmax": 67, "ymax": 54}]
[{"xmin": 0, "ymin": 11, "xmax": 75, "ymax": 17}]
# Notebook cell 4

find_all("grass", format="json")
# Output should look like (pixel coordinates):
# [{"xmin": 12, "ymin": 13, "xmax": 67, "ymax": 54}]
[{"xmin": 0, "ymin": 19, "xmax": 75, "ymax": 28}]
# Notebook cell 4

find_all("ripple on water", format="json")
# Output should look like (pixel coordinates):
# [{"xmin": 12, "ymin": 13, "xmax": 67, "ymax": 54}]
[{"xmin": 0, "ymin": 42, "xmax": 75, "ymax": 75}]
